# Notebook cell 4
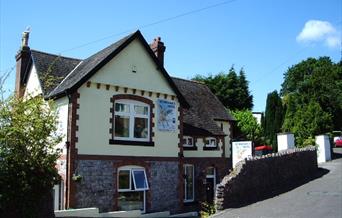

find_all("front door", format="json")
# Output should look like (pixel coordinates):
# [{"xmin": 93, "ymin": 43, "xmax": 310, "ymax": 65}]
[{"xmin": 206, "ymin": 177, "xmax": 214, "ymax": 203}]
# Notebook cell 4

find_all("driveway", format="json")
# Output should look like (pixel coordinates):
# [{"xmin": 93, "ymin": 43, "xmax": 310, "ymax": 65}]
[{"xmin": 213, "ymin": 148, "xmax": 342, "ymax": 218}]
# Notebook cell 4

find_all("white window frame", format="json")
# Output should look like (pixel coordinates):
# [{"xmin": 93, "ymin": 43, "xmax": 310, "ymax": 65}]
[
  {"xmin": 132, "ymin": 169, "xmax": 149, "ymax": 191},
  {"xmin": 117, "ymin": 166, "xmax": 149, "ymax": 213},
  {"xmin": 184, "ymin": 164, "xmax": 195, "ymax": 202},
  {"xmin": 183, "ymin": 136, "xmax": 194, "ymax": 147},
  {"xmin": 205, "ymin": 137, "xmax": 217, "ymax": 147},
  {"xmin": 114, "ymin": 100, "xmax": 150, "ymax": 142}
]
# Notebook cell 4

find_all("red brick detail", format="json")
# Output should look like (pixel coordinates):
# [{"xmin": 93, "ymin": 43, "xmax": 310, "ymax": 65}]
[
  {"xmin": 106, "ymin": 84, "xmax": 110, "ymax": 90},
  {"xmin": 149, "ymin": 91, "xmax": 152, "ymax": 97},
  {"xmin": 78, "ymin": 155, "xmax": 179, "ymax": 161},
  {"xmin": 124, "ymin": 87, "xmax": 128, "ymax": 93},
  {"xmin": 96, "ymin": 83, "xmax": 101, "ymax": 89},
  {"xmin": 110, "ymin": 94, "xmax": 155, "ymax": 143},
  {"xmin": 86, "ymin": 81, "xmax": 91, "ymax": 87},
  {"xmin": 221, "ymin": 136, "xmax": 225, "ymax": 158},
  {"xmin": 164, "ymin": 94, "xmax": 167, "ymax": 99},
  {"xmin": 66, "ymin": 91, "xmax": 80, "ymax": 209},
  {"xmin": 115, "ymin": 86, "xmax": 119, "ymax": 92},
  {"xmin": 177, "ymin": 106, "xmax": 184, "ymax": 210},
  {"xmin": 132, "ymin": 89, "xmax": 136, "ymax": 94},
  {"xmin": 112, "ymin": 160, "xmax": 152, "ymax": 212},
  {"xmin": 141, "ymin": 90, "xmax": 145, "ymax": 96},
  {"xmin": 156, "ymin": 93, "xmax": 160, "ymax": 98},
  {"xmin": 172, "ymin": 96, "xmax": 175, "ymax": 100}
]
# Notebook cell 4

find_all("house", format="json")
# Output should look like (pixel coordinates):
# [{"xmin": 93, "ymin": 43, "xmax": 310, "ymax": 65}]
[{"xmin": 15, "ymin": 30, "xmax": 235, "ymax": 214}]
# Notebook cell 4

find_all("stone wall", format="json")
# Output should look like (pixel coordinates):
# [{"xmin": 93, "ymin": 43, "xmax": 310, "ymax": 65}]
[
  {"xmin": 215, "ymin": 147, "xmax": 317, "ymax": 210},
  {"xmin": 74, "ymin": 159, "xmax": 180, "ymax": 213},
  {"xmin": 75, "ymin": 160, "xmax": 115, "ymax": 212},
  {"xmin": 149, "ymin": 161, "xmax": 179, "ymax": 213}
]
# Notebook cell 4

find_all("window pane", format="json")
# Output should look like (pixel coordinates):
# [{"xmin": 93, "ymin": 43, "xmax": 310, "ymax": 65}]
[
  {"xmin": 115, "ymin": 115, "xmax": 130, "ymax": 137},
  {"xmin": 211, "ymin": 139, "xmax": 216, "ymax": 145},
  {"xmin": 115, "ymin": 103, "xmax": 130, "ymax": 113},
  {"xmin": 132, "ymin": 170, "xmax": 148, "ymax": 190},
  {"xmin": 185, "ymin": 165, "xmax": 194, "ymax": 200},
  {"xmin": 188, "ymin": 138, "xmax": 193, "ymax": 145},
  {"xmin": 119, "ymin": 170, "xmax": 130, "ymax": 190},
  {"xmin": 118, "ymin": 192, "xmax": 144, "ymax": 211},
  {"xmin": 134, "ymin": 105, "xmax": 148, "ymax": 115},
  {"xmin": 206, "ymin": 167, "xmax": 215, "ymax": 176},
  {"xmin": 134, "ymin": 118, "xmax": 148, "ymax": 138}
]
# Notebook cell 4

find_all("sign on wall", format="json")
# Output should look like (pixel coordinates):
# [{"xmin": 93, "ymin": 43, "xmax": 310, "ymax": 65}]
[
  {"xmin": 157, "ymin": 99, "xmax": 176, "ymax": 131},
  {"xmin": 232, "ymin": 141, "xmax": 253, "ymax": 168}
]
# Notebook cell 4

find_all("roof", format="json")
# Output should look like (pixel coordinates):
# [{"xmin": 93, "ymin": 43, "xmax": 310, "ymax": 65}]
[
  {"xmin": 172, "ymin": 77, "xmax": 235, "ymax": 136},
  {"xmin": 30, "ymin": 50, "xmax": 81, "ymax": 95},
  {"xmin": 44, "ymin": 30, "xmax": 189, "ymax": 108}
]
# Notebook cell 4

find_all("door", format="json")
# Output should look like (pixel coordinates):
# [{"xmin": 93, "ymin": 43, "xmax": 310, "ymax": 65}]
[{"xmin": 206, "ymin": 177, "xmax": 214, "ymax": 203}]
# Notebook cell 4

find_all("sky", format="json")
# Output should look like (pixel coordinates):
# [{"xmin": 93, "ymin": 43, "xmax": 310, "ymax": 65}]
[{"xmin": 0, "ymin": 0, "xmax": 341, "ymax": 112}]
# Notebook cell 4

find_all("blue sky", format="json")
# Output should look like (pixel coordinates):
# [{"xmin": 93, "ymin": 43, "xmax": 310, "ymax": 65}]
[{"xmin": 0, "ymin": 0, "xmax": 341, "ymax": 111}]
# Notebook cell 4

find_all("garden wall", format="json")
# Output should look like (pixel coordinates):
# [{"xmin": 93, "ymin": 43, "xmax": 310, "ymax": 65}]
[{"xmin": 215, "ymin": 147, "xmax": 317, "ymax": 210}]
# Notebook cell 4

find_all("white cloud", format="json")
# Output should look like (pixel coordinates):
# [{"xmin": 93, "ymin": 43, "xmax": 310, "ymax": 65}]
[{"xmin": 296, "ymin": 20, "xmax": 341, "ymax": 49}]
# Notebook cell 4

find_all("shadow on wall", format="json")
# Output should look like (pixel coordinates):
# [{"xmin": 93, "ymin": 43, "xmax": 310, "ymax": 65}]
[{"xmin": 215, "ymin": 147, "xmax": 330, "ymax": 210}]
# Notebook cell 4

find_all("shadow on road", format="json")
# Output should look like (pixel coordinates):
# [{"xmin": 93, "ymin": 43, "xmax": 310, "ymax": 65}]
[
  {"xmin": 228, "ymin": 167, "xmax": 330, "ymax": 209},
  {"xmin": 332, "ymin": 148, "xmax": 342, "ymax": 160}
]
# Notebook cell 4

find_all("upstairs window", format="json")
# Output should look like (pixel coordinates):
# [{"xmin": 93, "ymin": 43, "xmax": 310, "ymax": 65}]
[
  {"xmin": 205, "ymin": 137, "xmax": 217, "ymax": 147},
  {"xmin": 114, "ymin": 100, "xmax": 150, "ymax": 141},
  {"xmin": 183, "ymin": 136, "xmax": 194, "ymax": 147}
]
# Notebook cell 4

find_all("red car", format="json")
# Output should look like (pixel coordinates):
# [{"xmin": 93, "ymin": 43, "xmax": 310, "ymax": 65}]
[{"xmin": 335, "ymin": 139, "xmax": 342, "ymax": 147}]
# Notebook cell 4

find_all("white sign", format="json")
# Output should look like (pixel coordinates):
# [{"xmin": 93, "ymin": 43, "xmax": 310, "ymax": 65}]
[
  {"xmin": 232, "ymin": 141, "xmax": 253, "ymax": 168},
  {"xmin": 157, "ymin": 99, "xmax": 176, "ymax": 131}
]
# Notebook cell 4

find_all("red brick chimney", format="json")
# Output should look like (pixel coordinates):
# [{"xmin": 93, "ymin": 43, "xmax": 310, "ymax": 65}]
[
  {"xmin": 15, "ymin": 30, "xmax": 31, "ymax": 97},
  {"xmin": 150, "ymin": 37, "xmax": 166, "ymax": 66}
]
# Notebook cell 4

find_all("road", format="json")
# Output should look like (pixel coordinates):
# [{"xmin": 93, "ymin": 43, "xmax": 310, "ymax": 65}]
[{"xmin": 213, "ymin": 148, "xmax": 342, "ymax": 218}]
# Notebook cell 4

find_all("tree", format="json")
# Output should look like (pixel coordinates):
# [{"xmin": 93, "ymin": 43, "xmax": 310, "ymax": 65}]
[
  {"xmin": 281, "ymin": 57, "xmax": 342, "ymax": 131},
  {"xmin": 263, "ymin": 91, "xmax": 284, "ymax": 150},
  {"xmin": 0, "ymin": 82, "xmax": 62, "ymax": 217},
  {"xmin": 232, "ymin": 110, "xmax": 262, "ymax": 144},
  {"xmin": 193, "ymin": 66, "xmax": 253, "ymax": 110}
]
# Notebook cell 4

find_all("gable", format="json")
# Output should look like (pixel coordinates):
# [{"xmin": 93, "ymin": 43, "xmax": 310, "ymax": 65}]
[
  {"xmin": 24, "ymin": 65, "xmax": 43, "ymax": 98},
  {"xmin": 90, "ymin": 38, "xmax": 176, "ymax": 95}
]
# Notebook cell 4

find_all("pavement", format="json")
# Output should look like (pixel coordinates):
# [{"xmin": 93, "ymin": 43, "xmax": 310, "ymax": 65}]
[{"xmin": 213, "ymin": 148, "xmax": 342, "ymax": 218}]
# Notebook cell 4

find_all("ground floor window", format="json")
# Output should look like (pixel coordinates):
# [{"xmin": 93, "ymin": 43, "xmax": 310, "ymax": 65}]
[
  {"xmin": 118, "ymin": 166, "xmax": 149, "ymax": 212},
  {"xmin": 184, "ymin": 164, "xmax": 194, "ymax": 202}
]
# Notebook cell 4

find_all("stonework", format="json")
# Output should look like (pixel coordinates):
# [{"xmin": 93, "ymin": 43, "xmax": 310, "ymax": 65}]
[
  {"xmin": 75, "ymin": 160, "xmax": 115, "ymax": 212},
  {"xmin": 149, "ymin": 161, "xmax": 180, "ymax": 213},
  {"xmin": 215, "ymin": 147, "xmax": 318, "ymax": 211}
]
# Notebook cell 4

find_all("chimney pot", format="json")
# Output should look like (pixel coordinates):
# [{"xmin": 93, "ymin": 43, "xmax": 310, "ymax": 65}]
[{"xmin": 150, "ymin": 36, "xmax": 166, "ymax": 66}]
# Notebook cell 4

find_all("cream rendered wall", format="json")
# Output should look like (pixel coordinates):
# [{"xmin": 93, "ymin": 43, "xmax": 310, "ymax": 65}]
[
  {"xmin": 90, "ymin": 39, "xmax": 174, "ymax": 95},
  {"xmin": 76, "ymin": 38, "xmax": 180, "ymax": 157},
  {"xmin": 55, "ymin": 97, "xmax": 69, "ymax": 156},
  {"xmin": 183, "ymin": 138, "xmax": 223, "ymax": 158},
  {"xmin": 220, "ymin": 121, "xmax": 232, "ymax": 158},
  {"xmin": 23, "ymin": 65, "xmax": 43, "ymax": 98},
  {"xmin": 77, "ymin": 85, "xmax": 179, "ymax": 157}
]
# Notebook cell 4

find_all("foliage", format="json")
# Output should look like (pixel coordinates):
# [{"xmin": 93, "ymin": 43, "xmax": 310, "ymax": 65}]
[
  {"xmin": 193, "ymin": 66, "xmax": 253, "ymax": 110},
  {"xmin": 281, "ymin": 57, "xmax": 342, "ymax": 132},
  {"xmin": 0, "ymin": 88, "xmax": 62, "ymax": 217},
  {"xmin": 232, "ymin": 110, "xmax": 262, "ymax": 143},
  {"xmin": 200, "ymin": 201, "xmax": 216, "ymax": 218},
  {"xmin": 282, "ymin": 97, "xmax": 333, "ymax": 146},
  {"xmin": 302, "ymin": 136, "xmax": 316, "ymax": 148},
  {"xmin": 263, "ymin": 90, "xmax": 284, "ymax": 150}
]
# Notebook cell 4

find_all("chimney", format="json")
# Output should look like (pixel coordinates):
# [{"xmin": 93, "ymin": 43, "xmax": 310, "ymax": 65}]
[
  {"xmin": 15, "ymin": 30, "xmax": 31, "ymax": 97},
  {"xmin": 150, "ymin": 37, "xmax": 166, "ymax": 66}
]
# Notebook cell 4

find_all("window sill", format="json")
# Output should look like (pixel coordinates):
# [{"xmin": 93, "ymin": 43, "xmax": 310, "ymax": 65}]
[
  {"xmin": 203, "ymin": 146, "xmax": 219, "ymax": 151},
  {"xmin": 183, "ymin": 146, "xmax": 198, "ymax": 151},
  {"xmin": 109, "ymin": 139, "xmax": 154, "ymax": 146},
  {"xmin": 183, "ymin": 200, "xmax": 197, "ymax": 206}
]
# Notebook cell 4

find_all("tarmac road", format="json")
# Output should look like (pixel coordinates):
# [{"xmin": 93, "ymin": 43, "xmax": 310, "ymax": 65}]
[{"xmin": 213, "ymin": 148, "xmax": 342, "ymax": 218}]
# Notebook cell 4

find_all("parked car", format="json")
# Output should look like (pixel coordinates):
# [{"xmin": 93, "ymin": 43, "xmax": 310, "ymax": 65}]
[
  {"xmin": 255, "ymin": 145, "xmax": 273, "ymax": 156},
  {"xmin": 334, "ymin": 137, "xmax": 342, "ymax": 147}
]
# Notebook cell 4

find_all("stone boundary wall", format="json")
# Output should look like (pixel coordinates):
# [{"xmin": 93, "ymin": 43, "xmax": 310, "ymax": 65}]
[{"xmin": 215, "ymin": 147, "xmax": 317, "ymax": 210}]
